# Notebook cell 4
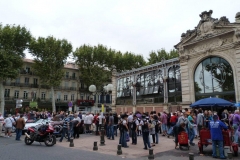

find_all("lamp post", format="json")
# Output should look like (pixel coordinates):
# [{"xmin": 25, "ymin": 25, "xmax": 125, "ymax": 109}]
[{"xmin": 89, "ymin": 84, "xmax": 113, "ymax": 145}]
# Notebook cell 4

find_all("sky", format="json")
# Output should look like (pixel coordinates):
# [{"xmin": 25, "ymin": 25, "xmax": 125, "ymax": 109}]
[{"xmin": 0, "ymin": 0, "xmax": 240, "ymax": 60}]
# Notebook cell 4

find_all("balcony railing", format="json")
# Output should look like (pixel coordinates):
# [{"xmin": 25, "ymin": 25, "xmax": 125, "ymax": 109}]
[
  {"xmin": 63, "ymin": 76, "xmax": 77, "ymax": 80},
  {"xmin": 3, "ymin": 82, "xmax": 77, "ymax": 91},
  {"xmin": 4, "ymin": 97, "xmax": 75, "ymax": 104},
  {"xmin": 19, "ymin": 69, "xmax": 35, "ymax": 75},
  {"xmin": 3, "ymin": 82, "xmax": 39, "ymax": 88}
]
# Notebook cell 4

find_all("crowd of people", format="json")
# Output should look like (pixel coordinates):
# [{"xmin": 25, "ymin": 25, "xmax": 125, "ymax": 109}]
[{"xmin": 1, "ymin": 108, "xmax": 240, "ymax": 159}]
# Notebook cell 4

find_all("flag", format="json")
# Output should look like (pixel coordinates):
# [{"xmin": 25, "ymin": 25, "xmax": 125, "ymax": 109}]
[{"xmin": 101, "ymin": 104, "xmax": 104, "ymax": 112}]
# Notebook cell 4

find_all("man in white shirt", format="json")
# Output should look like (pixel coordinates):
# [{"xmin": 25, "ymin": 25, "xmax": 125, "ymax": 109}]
[
  {"xmin": 84, "ymin": 113, "xmax": 93, "ymax": 134},
  {"xmin": 128, "ymin": 112, "xmax": 133, "ymax": 136},
  {"xmin": 0, "ymin": 112, "xmax": 4, "ymax": 137},
  {"xmin": 4, "ymin": 114, "xmax": 14, "ymax": 137}
]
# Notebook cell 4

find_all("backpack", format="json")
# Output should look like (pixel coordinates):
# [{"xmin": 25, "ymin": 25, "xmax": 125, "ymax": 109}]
[{"xmin": 155, "ymin": 120, "xmax": 159, "ymax": 132}]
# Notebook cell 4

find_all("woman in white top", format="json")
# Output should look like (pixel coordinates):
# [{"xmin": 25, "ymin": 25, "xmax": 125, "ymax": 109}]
[{"xmin": 73, "ymin": 114, "xmax": 81, "ymax": 138}]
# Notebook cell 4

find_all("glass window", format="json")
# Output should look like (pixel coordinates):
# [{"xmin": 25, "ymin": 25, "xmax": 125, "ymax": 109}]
[
  {"xmin": 4, "ymin": 89, "xmax": 10, "ymax": 97},
  {"xmin": 168, "ymin": 65, "xmax": 182, "ymax": 102},
  {"xmin": 71, "ymin": 94, "xmax": 74, "ymax": 101},
  {"xmin": 64, "ymin": 95, "xmax": 68, "ymax": 101},
  {"xmin": 41, "ymin": 92, "xmax": 46, "ymax": 100},
  {"xmin": 25, "ymin": 77, "xmax": 29, "ymax": 84},
  {"xmin": 23, "ymin": 91, "xmax": 28, "ymax": 99},
  {"xmin": 15, "ymin": 90, "xmax": 19, "ymax": 98},
  {"xmin": 194, "ymin": 56, "xmax": 235, "ymax": 101}
]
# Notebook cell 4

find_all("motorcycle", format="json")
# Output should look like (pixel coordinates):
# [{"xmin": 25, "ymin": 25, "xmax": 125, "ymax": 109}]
[{"xmin": 24, "ymin": 122, "xmax": 56, "ymax": 147}]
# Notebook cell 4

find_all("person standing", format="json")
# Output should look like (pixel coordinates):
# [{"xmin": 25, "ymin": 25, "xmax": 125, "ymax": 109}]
[
  {"xmin": 15, "ymin": 114, "xmax": 25, "ymax": 141},
  {"xmin": 160, "ymin": 112, "xmax": 168, "ymax": 136},
  {"xmin": 59, "ymin": 115, "xmax": 70, "ymax": 142},
  {"xmin": 0, "ymin": 113, "xmax": 4, "ymax": 137},
  {"xmin": 73, "ymin": 113, "xmax": 81, "ymax": 139},
  {"xmin": 209, "ymin": 114, "xmax": 228, "ymax": 159},
  {"xmin": 232, "ymin": 110, "xmax": 240, "ymax": 145},
  {"xmin": 131, "ymin": 115, "xmax": 139, "ymax": 145},
  {"xmin": 188, "ymin": 112, "xmax": 196, "ymax": 146},
  {"xmin": 127, "ymin": 112, "xmax": 133, "ymax": 137},
  {"xmin": 4, "ymin": 114, "xmax": 14, "ymax": 137},
  {"xmin": 119, "ymin": 114, "xmax": 129, "ymax": 148},
  {"xmin": 108, "ymin": 113, "xmax": 114, "ymax": 140},
  {"xmin": 142, "ymin": 118, "xmax": 151, "ymax": 150}
]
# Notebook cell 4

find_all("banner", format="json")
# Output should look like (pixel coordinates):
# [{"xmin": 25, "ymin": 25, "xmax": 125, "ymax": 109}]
[
  {"xmin": 101, "ymin": 104, "xmax": 105, "ymax": 112},
  {"xmin": 29, "ymin": 101, "xmax": 38, "ymax": 108}
]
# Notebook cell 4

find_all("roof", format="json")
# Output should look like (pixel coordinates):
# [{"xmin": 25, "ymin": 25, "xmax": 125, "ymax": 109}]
[{"xmin": 22, "ymin": 58, "xmax": 78, "ymax": 70}]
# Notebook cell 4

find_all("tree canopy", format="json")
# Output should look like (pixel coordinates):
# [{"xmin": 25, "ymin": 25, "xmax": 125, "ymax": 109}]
[
  {"xmin": 73, "ymin": 44, "xmax": 146, "ymax": 88},
  {"xmin": 28, "ymin": 36, "xmax": 72, "ymax": 112},
  {"xmin": 147, "ymin": 48, "xmax": 179, "ymax": 65},
  {"xmin": 0, "ymin": 24, "xmax": 32, "ymax": 113}
]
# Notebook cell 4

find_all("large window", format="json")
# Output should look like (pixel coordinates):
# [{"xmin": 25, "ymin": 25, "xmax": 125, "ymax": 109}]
[
  {"xmin": 117, "ymin": 76, "xmax": 132, "ymax": 97},
  {"xmin": 194, "ymin": 57, "xmax": 235, "ymax": 101},
  {"xmin": 168, "ymin": 65, "xmax": 182, "ymax": 102}
]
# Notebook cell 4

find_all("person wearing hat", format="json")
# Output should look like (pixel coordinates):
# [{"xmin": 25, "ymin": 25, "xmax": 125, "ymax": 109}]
[{"xmin": 209, "ymin": 114, "xmax": 228, "ymax": 159}]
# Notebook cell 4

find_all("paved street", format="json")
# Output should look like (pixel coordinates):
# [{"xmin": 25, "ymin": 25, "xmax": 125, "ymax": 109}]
[{"xmin": 1, "ymin": 132, "xmax": 238, "ymax": 160}]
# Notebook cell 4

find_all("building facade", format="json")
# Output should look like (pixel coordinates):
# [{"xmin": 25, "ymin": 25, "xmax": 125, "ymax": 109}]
[
  {"xmin": 112, "ymin": 10, "xmax": 240, "ymax": 114},
  {"xmin": 3, "ymin": 59, "xmax": 80, "ymax": 113}
]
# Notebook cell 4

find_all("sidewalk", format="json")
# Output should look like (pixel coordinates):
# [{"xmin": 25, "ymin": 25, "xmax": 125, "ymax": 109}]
[{"xmin": 56, "ymin": 134, "xmax": 219, "ymax": 159}]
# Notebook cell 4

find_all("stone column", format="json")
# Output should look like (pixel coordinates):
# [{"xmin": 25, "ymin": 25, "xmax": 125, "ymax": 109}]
[
  {"xmin": 111, "ymin": 67, "xmax": 117, "ymax": 112},
  {"xmin": 235, "ymin": 46, "xmax": 240, "ymax": 102},
  {"xmin": 180, "ymin": 60, "xmax": 192, "ymax": 107}
]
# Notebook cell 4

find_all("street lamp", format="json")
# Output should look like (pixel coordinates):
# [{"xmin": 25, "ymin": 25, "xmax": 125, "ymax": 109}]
[{"xmin": 88, "ymin": 83, "xmax": 113, "ymax": 146}]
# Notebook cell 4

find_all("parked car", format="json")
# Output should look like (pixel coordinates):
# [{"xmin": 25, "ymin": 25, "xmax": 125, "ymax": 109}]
[{"xmin": 22, "ymin": 119, "xmax": 49, "ymax": 135}]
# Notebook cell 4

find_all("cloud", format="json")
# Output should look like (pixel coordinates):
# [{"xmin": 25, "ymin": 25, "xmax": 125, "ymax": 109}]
[{"xmin": 1, "ymin": 0, "xmax": 239, "ymax": 60}]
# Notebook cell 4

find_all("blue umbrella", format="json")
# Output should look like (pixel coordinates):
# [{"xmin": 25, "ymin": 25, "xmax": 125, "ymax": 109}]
[
  {"xmin": 234, "ymin": 103, "xmax": 240, "ymax": 107},
  {"xmin": 190, "ymin": 97, "xmax": 234, "ymax": 108}
]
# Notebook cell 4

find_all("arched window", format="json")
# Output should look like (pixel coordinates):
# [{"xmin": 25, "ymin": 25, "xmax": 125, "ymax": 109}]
[{"xmin": 194, "ymin": 57, "xmax": 235, "ymax": 101}]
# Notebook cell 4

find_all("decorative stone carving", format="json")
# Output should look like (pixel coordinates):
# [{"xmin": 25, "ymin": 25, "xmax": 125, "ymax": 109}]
[
  {"xmin": 179, "ymin": 55, "xmax": 189, "ymax": 63},
  {"xmin": 179, "ymin": 10, "xmax": 232, "ymax": 44},
  {"xmin": 236, "ymin": 12, "xmax": 240, "ymax": 23},
  {"xmin": 235, "ymin": 28, "xmax": 240, "ymax": 39}
]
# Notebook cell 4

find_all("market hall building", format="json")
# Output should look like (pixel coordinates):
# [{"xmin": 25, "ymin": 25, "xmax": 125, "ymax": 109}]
[{"xmin": 111, "ymin": 10, "xmax": 240, "ymax": 114}]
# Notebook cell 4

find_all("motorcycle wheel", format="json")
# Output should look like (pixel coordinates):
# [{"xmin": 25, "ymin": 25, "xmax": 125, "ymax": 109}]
[
  {"xmin": 24, "ymin": 137, "xmax": 34, "ymax": 145},
  {"xmin": 44, "ymin": 135, "xmax": 56, "ymax": 147}
]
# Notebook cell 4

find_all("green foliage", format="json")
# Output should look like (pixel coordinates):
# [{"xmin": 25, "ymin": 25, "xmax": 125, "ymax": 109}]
[
  {"xmin": 0, "ymin": 24, "xmax": 32, "ymax": 81},
  {"xmin": 147, "ymin": 48, "xmax": 179, "ymax": 65},
  {"xmin": 73, "ymin": 44, "xmax": 146, "ymax": 88},
  {"xmin": 28, "ymin": 36, "xmax": 72, "ymax": 87}
]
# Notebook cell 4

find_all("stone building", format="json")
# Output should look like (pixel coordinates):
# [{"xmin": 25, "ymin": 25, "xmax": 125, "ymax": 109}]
[
  {"xmin": 3, "ymin": 59, "xmax": 80, "ymax": 113},
  {"xmin": 112, "ymin": 10, "xmax": 240, "ymax": 114}
]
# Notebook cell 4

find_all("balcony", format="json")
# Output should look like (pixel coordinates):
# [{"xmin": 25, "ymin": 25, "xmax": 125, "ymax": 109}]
[
  {"xmin": 19, "ymin": 69, "xmax": 35, "ymax": 75},
  {"xmin": 55, "ymin": 86, "xmax": 77, "ymax": 91},
  {"xmin": 3, "ymin": 82, "xmax": 39, "ymax": 88},
  {"xmin": 63, "ymin": 76, "xmax": 77, "ymax": 80}
]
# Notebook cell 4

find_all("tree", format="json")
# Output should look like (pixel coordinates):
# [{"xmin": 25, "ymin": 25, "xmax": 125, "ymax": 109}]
[
  {"xmin": 73, "ymin": 44, "xmax": 146, "ymax": 89},
  {"xmin": 0, "ymin": 24, "xmax": 31, "ymax": 114},
  {"xmin": 147, "ymin": 48, "xmax": 179, "ymax": 65},
  {"xmin": 28, "ymin": 36, "xmax": 72, "ymax": 112}
]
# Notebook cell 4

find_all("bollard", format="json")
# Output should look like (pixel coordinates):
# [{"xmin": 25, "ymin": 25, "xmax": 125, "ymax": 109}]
[
  {"xmin": 100, "ymin": 125, "xmax": 105, "ymax": 146},
  {"xmin": 227, "ymin": 152, "xmax": 233, "ymax": 159},
  {"xmin": 189, "ymin": 153, "xmax": 194, "ymax": 160},
  {"xmin": 148, "ymin": 148, "xmax": 154, "ymax": 160},
  {"xmin": 69, "ymin": 138, "xmax": 74, "ymax": 147},
  {"xmin": 117, "ymin": 144, "xmax": 122, "ymax": 155},
  {"xmin": 93, "ymin": 141, "xmax": 98, "ymax": 151}
]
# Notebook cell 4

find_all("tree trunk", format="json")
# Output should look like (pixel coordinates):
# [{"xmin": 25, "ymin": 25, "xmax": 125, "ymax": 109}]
[
  {"xmin": 51, "ymin": 86, "xmax": 56, "ymax": 113},
  {"xmin": 0, "ymin": 80, "xmax": 5, "ymax": 115}
]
